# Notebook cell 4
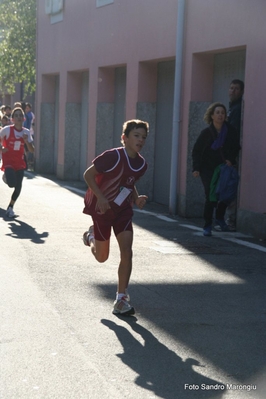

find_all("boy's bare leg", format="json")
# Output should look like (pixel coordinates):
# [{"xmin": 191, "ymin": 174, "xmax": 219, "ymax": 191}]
[
  {"xmin": 116, "ymin": 230, "xmax": 133, "ymax": 294},
  {"xmin": 91, "ymin": 239, "xmax": 110, "ymax": 263}
]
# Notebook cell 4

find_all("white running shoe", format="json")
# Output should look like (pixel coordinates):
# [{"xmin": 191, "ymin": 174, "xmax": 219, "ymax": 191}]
[
  {"xmin": 82, "ymin": 226, "xmax": 94, "ymax": 246},
  {"xmin": 112, "ymin": 296, "xmax": 135, "ymax": 316}
]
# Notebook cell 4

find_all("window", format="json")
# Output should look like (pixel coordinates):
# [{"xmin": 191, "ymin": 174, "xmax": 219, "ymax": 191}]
[
  {"xmin": 45, "ymin": 0, "xmax": 64, "ymax": 24},
  {"xmin": 96, "ymin": 0, "xmax": 114, "ymax": 8}
]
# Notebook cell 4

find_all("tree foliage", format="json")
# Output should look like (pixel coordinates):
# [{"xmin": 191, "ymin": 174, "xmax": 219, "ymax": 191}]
[{"xmin": 0, "ymin": 0, "xmax": 36, "ymax": 97}]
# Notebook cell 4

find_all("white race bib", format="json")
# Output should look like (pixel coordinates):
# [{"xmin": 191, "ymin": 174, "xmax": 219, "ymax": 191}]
[
  {"xmin": 114, "ymin": 187, "xmax": 131, "ymax": 206},
  {"xmin": 14, "ymin": 141, "xmax": 21, "ymax": 151}
]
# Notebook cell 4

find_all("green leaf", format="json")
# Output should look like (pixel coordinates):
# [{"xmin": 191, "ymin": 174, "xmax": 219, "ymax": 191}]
[{"xmin": 0, "ymin": 0, "xmax": 36, "ymax": 97}]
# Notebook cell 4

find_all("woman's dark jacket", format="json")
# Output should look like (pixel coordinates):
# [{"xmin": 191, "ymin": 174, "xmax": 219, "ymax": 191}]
[{"xmin": 192, "ymin": 122, "xmax": 240, "ymax": 173}]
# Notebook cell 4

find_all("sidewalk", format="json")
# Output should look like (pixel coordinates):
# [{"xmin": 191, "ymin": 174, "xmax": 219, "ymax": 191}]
[{"xmin": 35, "ymin": 171, "xmax": 266, "ymax": 253}]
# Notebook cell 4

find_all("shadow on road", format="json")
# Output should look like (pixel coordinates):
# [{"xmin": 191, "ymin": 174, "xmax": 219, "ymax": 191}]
[
  {"xmin": 1, "ymin": 208, "xmax": 49, "ymax": 244},
  {"xmin": 101, "ymin": 318, "xmax": 225, "ymax": 398},
  {"xmin": 98, "ymin": 280, "xmax": 265, "ymax": 391}
]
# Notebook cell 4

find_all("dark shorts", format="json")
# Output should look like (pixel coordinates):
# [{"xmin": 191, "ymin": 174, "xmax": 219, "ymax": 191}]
[
  {"xmin": 5, "ymin": 167, "xmax": 24, "ymax": 188},
  {"xmin": 92, "ymin": 207, "xmax": 133, "ymax": 241}
]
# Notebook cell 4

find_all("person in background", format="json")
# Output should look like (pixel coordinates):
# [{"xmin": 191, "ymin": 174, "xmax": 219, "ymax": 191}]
[
  {"xmin": 83, "ymin": 119, "xmax": 149, "ymax": 315},
  {"xmin": 24, "ymin": 102, "xmax": 35, "ymax": 169},
  {"xmin": 0, "ymin": 107, "xmax": 34, "ymax": 217},
  {"xmin": 192, "ymin": 102, "xmax": 240, "ymax": 236},
  {"xmin": 4, "ymin": 105, "xmax": 12, "ymax": 119},
  {"xmin": 25, "ymin": 103, "xmax": 35, "ymax": 137},
  {"xmin": 228, "ymin": 79, "xmax": 244, "ymax": 134},
  {"xmin": 13, "ymin": 101, "xmax": 22, "ymax": 108},
  {"xmin": 225, "ymin": 79, "xmax": 244, "ymax": 231},
  {"xmin": 0, "ymin": 115, "xmax": 11, "ymax": 166},
  {"xmin": 0, "ymin": 105, "xmax": 6, "ymax": 119},
  {"xmin": 23, "ymin": 102, "xmax": 33, "ymax": 131},
  {"xmin": 1, "ymin": 115, "xmax": 11, "ymax": 127}
]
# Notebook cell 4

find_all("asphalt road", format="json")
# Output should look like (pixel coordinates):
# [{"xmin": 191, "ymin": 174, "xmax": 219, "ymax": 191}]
[{"xmin": 1, "ymin": 171, "xmax": 265, "ymax": 399}]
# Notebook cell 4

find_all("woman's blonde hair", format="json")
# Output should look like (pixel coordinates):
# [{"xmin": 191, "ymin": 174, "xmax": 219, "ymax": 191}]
[{"xmin": 204, "ymin": 102, "xmax": 227, "ymax": 124}]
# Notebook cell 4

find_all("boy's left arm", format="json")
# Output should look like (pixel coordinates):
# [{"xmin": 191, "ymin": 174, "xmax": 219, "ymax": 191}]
[
  {"xmin": 23, "ymin": 133, "xmax": 34, "ymax": 153},
  {"xmin": 133, "ymin": 186, "xmax": 148, "ymax": 210}
]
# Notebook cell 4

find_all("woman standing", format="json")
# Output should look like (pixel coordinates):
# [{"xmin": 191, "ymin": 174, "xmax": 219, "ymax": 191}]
[
  {"xmin": 0, "ymin": 107, "xmax": 34, "ymax": 217},
  {"xmin": 192, "ymin": 102, "xmax": 240, "ymax": 236}
]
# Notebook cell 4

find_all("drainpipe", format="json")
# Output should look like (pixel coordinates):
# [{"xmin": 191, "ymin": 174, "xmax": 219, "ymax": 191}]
[{"xmin": 169, "ymin": 0, "xmax": 186, "ymax": 214}]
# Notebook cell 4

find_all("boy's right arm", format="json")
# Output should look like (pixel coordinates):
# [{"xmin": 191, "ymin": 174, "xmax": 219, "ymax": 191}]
[{"xmin": 83, "ymin": 165, "xmax": 111, "ymax": 214}]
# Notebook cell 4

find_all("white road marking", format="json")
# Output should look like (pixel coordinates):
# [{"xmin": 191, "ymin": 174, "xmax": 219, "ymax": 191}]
[
  {"xmin": 64, "ymin": 186, "xmax": 266, "ymax": 254},
  {"xmin": 134, "ymin": 209, "xmax": 177, "ymax": 222}
]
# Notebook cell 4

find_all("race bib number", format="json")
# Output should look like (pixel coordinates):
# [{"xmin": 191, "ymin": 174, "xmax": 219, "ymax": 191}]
[
  {"xmin": 14, "ymin": 141, "xmax": 21, "ymax": 151},
  {"xmin": 114, "ymin": 187, "xmax": 131, "ymax": 206}
]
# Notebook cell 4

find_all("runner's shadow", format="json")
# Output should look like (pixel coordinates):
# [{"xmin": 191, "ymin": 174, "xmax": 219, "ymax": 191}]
[
  {"xmin": 101, "ymin": 319, "xmax": 225, "ymax": 398},
  {"xmin": 4, "ymin": 216, "xmax": 49, "ymax": 244}
]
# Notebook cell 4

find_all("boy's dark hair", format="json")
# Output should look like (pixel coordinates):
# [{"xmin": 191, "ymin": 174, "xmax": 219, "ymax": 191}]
[
  {"xmin": 230, "ymin": 79, "xmax": 244, "ymax": 92},
  {"xmin": 122, "ymin": 119, "xmax": 149, "ymax": 138},
  {"xmin": 4, "ymin": 105, "xmax": 11, "ymax": 111},
  {"xmin": 25, "ymin": 102, "xmax": 32, "ymax": 109}
]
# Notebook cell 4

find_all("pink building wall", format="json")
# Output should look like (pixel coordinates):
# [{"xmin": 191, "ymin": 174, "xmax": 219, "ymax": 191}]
[
  {"xmin": 36, "ymin": 0, "xmax": 178, "ymax": 167},
  {"xmin": 36, "ymin": 0, "xmax": 266, "ymax": 238}
]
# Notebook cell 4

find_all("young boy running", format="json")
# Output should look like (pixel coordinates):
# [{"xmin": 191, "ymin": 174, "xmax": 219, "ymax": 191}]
[{"xmin": 83, "ymin": 119, "xmax": 149, "ymax": 315}]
